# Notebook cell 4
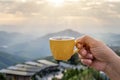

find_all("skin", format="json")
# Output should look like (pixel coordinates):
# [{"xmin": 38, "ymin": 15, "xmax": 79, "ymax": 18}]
[{"xmin": 76, "ymin": 35, "xmax": 120, "ymax": 80}]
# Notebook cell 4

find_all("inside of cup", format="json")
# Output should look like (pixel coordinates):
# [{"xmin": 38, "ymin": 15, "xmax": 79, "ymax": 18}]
[{"xmin": 49, "ymin": 36, "xmax": 75, "ymax": 40}]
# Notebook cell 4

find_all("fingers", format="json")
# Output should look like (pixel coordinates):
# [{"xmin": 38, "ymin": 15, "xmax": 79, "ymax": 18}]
[
  {"xmin": 76, "ymin": 35, "xmax": 99, "ymax": 66},
  {"xmin": 78, "ymin": 48, "xmax": 93, "ymax": 59},
  {"xmin": 86, "ymin": 53, "xmax": 93, "ymax": 59},
  {"xmin": 76, "ymin": 35, "xmax": 98, "ymax": 48},
  {"xmin": 78, "ymin": 48, "xmax": 94, "ymax": 66},
  {"xmin": 81, "ymin": 59, "xmax": 92, "ymax": 66},
  {"xmin": 79, "ymin": 48, "xmax": 87, "ymax": 57}
]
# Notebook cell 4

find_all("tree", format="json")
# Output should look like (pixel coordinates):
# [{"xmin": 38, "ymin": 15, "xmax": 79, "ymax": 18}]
[
  {"xmin": 0, "ymin": 73, "xmax": 6, "ymax": 80},
  {"xmin": 62, "ymin": 68, "xmax": 108, "ymax": 80},
  {"xmin": 68, "ymin": 53, "xmax": 80, "ymax": 65}
]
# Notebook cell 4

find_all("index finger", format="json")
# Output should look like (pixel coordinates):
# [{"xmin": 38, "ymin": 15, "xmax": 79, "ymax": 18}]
[{"xmin": 76, "ymin": 35, "xmax": 99, "ymax": 49}]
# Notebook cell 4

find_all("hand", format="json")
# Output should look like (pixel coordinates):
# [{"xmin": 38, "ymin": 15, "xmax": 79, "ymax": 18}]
[{"xmin": 76, "ymin": 35, "xmax": 118, "ymax": 71}]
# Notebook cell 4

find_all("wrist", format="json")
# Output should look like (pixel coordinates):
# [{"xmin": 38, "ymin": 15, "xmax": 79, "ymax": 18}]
[
  {"xmin": 104, "ymin": 55, "xmax": 120, "ymax": 80},
  {"xmin": 104, "ymin": 54, "xmax": 120, "ymax": 71}
]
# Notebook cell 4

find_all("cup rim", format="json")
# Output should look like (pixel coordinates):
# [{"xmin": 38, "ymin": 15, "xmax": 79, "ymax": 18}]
[{"xmin": 49, "ymin": 36, "xmax": 75, "ymax": 40}]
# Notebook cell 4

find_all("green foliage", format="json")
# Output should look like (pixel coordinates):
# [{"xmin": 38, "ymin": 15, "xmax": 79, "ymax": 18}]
[
  {"xmin": 0, "ymin": 73, "xmax": 6, "ymax": 80},
  {"xmin": 52, "ymin": 77, "xmax": 59, "ymax": 80},
  {"xmin": 61, "ymin": 68, "xmax": 106, "ymax": 80},
  {"xmin": 68, "ymin": 53, "xmax": 81, "ymax": 65},
  {"xmin": 31, "ymin": 75, "xmax": 35, "ymax": 80}
]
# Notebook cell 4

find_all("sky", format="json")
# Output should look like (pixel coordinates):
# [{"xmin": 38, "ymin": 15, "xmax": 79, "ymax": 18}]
[{"xmin": 0, "ymin": 0, "xmax": 120, "ymax": 36}]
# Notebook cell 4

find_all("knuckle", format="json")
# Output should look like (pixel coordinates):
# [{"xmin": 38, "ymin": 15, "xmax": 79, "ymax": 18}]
[{"xmin": 83, "ymin": 35, "xmax": 90, "ymax": 39}]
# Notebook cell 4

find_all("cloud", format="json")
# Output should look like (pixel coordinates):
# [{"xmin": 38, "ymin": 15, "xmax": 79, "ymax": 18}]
[
  {"xmin": 0, "ymin": 0, "xmax": 120, "ymax": 34},
  {"xmin": 0, "ymin": 13, "xmax": 27, "ymax": 24}
]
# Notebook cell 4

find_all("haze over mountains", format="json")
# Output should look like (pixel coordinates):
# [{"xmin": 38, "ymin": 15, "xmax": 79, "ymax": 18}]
[
  {"xmin": 0, "ymin": 29, "xmax": 120, "ymax": 60},
  {"xmin": 2, "ymin": 29, "xmax": 83, "ymax": 59},
  {"xmin": 0, "ymin": 29, "xmax": 120, "ymax": 69},
  {"xmin": 0, "ymin": 31, "xmax": 34, "ymax": 49},
  {"xmin": 0, "ymin": 32, "xmax": 34, "ymax": 69}
]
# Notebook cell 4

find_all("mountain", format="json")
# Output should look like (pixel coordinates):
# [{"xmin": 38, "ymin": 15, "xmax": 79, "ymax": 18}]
[
  {"xmin": 89, "ymin": 33, "xmax": 120, "ymax": 46},
  {"xmin": 0, "ymin": 31, "xmax": 34, "ymax": 52},
  {"xmin": 0, "ymin": 51, "xmax": 25, "ymax": 69},
  {"xmin": 4, "ymin": 29, "xmax": 120, "ymax": 60},
  {"xmin": 5, "ymin": 29, "xmax": 83, "ymax": 60}
]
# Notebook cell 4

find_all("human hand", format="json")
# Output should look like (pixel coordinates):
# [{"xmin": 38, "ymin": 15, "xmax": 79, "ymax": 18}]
[{"xmin": 76, "ymin": 35, "xmax": 118, "ymax": 71}]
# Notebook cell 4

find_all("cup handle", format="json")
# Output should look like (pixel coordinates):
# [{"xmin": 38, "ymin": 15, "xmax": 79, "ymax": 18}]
[
  {"xmin": 73, "ymin": 48, "xmax": 79, "ymax": 54},
  {"xmin": 73, "ymin": 40, "xmax": 79, "ymax": 54}
]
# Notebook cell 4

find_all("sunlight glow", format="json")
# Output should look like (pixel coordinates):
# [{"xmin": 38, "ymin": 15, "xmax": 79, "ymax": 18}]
[
  {"xmin": 21, "ymin": 0, "xmax": 27, "ymax": 3},
  {"xmin": 47, "ymin": 0, "xmax": 65, "ymax": 7},
  {"xmin": 107, "ymin": 0, "xmax": 120, "ymax": 2},
  {"xmin": 67, "ymin": 0, "xmax": 79, "ymax": 2}
]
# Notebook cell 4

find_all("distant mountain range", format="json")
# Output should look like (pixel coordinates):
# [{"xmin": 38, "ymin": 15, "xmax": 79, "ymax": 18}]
[
  {"xmin": 0, "ymin": 31, "xmax": 34, "ymax": 51},
  {"xmin": 0, "ymin": 31, "xmax": 33, "ymax": 69},
  {"xmin": 4, "ymin": 29, "xmax": 83, "ymax": 60},
  {"xmin": 0, "ymin": 51, "xmax": 25, "ymax": 69},
  {"xmin": 1, "ymin": 29, "xmax": 120, "ymax": 60},
  {"xmin": 89, "ymin": 33, "xmax": 120, "ymax": 46}
]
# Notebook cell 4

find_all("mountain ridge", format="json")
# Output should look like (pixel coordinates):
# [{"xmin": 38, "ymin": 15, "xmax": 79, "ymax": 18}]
[
  {"xmin": 5, "ymin": 29, "xmax": 83, "ymax": 60},
  {"xmin": 1, "ymin": 29, "xmax": 120, "ymax": 60},
  {"xmin": 0, "ymin": 51, "xmax": 25, "ymax": 69}
]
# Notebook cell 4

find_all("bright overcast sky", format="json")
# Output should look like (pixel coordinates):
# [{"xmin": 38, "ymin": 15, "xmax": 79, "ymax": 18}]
[{"xmin": 0, "ymin": 0, "xmax": 120, "ymax": 36}]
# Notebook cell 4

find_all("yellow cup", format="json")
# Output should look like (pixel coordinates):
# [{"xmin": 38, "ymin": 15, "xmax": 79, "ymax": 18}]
[{"xmin": 49, "ymin": 36, "xmax": 77, "ymax": 60}]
